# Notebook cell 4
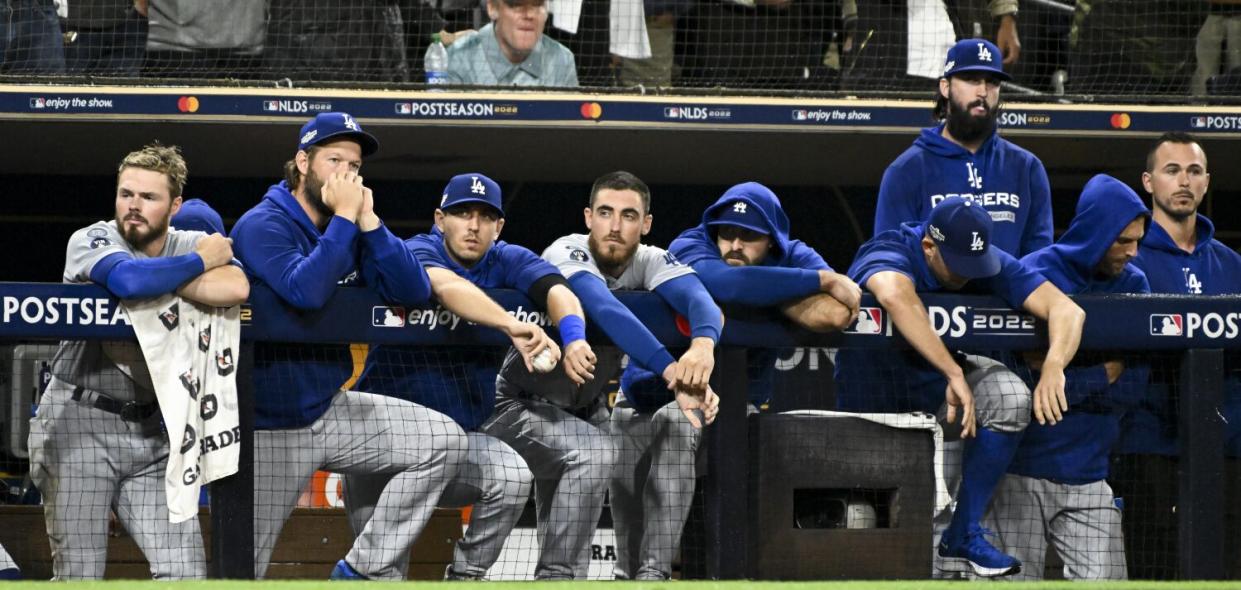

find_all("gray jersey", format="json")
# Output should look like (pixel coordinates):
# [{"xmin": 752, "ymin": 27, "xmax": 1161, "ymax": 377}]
[
  {"xmin": 495, "ymin": 234, "xmax": 694, "ymax": 409},
  {"xmin": 53, "ymin": 221, "xmax": 205, "ymax": 402}
]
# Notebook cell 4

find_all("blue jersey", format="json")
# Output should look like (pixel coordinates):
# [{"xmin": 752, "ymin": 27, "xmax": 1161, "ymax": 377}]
[
  {"xmin": 231, "ymin": 182, "xmax": 432, "ymax": 430},
  {"xmin": 1122, "ymin": 214, "xmax": 1241, "ymax": 456},
  {"xmin": 357, "ymin": 227, "xmax": 560, "ymax": 431},
  {"xmin": 834, "ymin": 222, "xmax": 1046, "ymax": 414},
  {"xmin": 668, "ymin": 182, "xmax": 832, "ymax": 408},
  {"xmin": 1009, "ymin": 174, "xmax": 1151, "ymax": 484},
  {"xmin": 875, "ymin": 125, "xmax": 1053, "ymax": 258}
]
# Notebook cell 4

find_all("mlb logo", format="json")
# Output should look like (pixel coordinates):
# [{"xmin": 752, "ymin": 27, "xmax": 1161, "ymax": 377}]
[
  {"xmin": 373, "ymin": 306, "xmax": 406, "ymax": 327},
  {"xmin": 793, "ymin": 110, "xmax": 808, "ymax": 121},
  {"xmin": 30, "ymin": 98, "xmax": 45, "ymax": 109},
  {"xmin": 1191, "ymin": 117, "xmax": 1207, "ymax": 129},
  {"xmin": 664, "ymin": 107, "xmax": 680, "ymax": 118},
  {"xmin": 263, "ymin": 100, "xmax": 279, "ymax": 112},
  {"xmin": 846, "ymin": 307, "xmax": 884, "ymax": 335},
  {"xmin": 1150, "ymin": 314, "xmax": 1183, "ymax": 336},
  {"xmin": 396, "ymin": 102, "xmax": 412, "ymax": 115}
]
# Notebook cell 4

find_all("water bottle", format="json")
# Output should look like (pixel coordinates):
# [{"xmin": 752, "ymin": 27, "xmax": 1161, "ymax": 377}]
[{"xmin": 425, "ymin": 33, "xmax": 448, "ymax": 87}]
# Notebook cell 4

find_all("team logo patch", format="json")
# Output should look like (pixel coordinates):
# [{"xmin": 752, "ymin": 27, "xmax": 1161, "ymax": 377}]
[
  {"xmin": 159, "ymin": 303, "xmax": 180, "ymax": 330},
  {"xmin": 88, "ymin": 228, "xmax": 107, "ymax": 237},
  {"xmin": 89, "ymin": 237, "xmax": 112, "ymax": 249},
  {"xmin": 373, "ymin": 306, "xmax": 406, "ymax": 327},
  {"xmin": 180, "ymin": 369, "xmax": 200, "ymax": 400},
  {"xmin": 846, "ymin": 307, "xmax": 884, "ymax": 335},
  {"xmin": 300, "ymin": 129, "xmax": 318, "ymax": 145},
  {"xmin": 928, "ymin": 224, "xmax": 946, "ymax": 242},
  {"xmin": 216, "ymin": 348, "xmax": 235, "ymax": 376},
  {"xmin": 181, "ymin": 424, "xmax": 197, "ymax": 454},
  {"xmin": 1150, "ymin": 314, "xmax": 1183, "ymax": 336},
  {"xmin": 200, "ymin": 394, "xmax": 218, "ymax": 420},
  {"xmin": 570, "ymin": 248, "xmax": 589, "ymax": 262},
  {"xmin": 198, "ymin": 325, "xmax": 211, "ymax": 352}
]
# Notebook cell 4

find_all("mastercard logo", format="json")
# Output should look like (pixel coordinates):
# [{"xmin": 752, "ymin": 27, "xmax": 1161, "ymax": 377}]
[
  {"xmin": 1110, "ymin": 113, "xmax": 1131, "ymax": 129},
  {"xmin": 580, "ymin": 102, "xmax": 602, "ymax": 119},
  {"xmin": 177, "ymin": 96, "xmax": 200, "ymax": 113}
]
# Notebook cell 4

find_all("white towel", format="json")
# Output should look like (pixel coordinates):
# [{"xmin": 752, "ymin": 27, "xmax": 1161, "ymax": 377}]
[
  {"xmin": 124, "ymin": 295, "xmax": 241, "ymax": 523},
  {"xmin": 548, "ymin": 0, "xmax": 651, "ymax": 59}
]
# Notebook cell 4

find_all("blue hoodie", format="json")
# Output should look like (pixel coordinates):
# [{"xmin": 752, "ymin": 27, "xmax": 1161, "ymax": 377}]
[
  {"xmin": 1121, "ymin": 214, "xmax": 1241, "ymax": 456},
  {"xmin": 875, "ymin": 125, "xmax": 1053, "ymax": 258},
  {"xmin": 1009, "ymin": 174, "xmax": 1152, "ymax": 484},
  {"xmin": 660, "ymin": 182, "xmax": 831, "ymax": 409},
  {"xmin": 357, "ymin": 227, "xmax": 560, "ymax": 431},
  {"xmin": 833, "ymin": 222, "xmax": 1047, "ymax": 414},
  {"xmin": 231, "ymin": 181, "xmax": 432, "ymax": 429}
]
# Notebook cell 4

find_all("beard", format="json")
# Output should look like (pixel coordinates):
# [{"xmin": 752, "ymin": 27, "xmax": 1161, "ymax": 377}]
[
  {"xmin": 945, "ymin": 93, "xmax": 998, "ymax": 144},
  {"xmin": 302, "ymin": 167, "xmax": 334, "ymax": 220},
  {"xmin": 723, "ymin": 251, "xmax": 752, "ymax": 266},
  {"xmin": 1154, "ymin": 192, "xmax": 1198, "ymax": 222},
  {"xmin": 588, "ymin": 232, "xmax": 638, "ymax": 275},
  {"xmin": 117, "ymin": 211, "xmax": 170, "ymax": 251}
]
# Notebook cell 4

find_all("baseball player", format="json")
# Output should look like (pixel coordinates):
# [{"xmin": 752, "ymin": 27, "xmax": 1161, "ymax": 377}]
[
  {"xmin": 1114, "ymin": 132, "xmax": 1241, "ymax": 578},
  {"xmin": 229, "ymin": 113, "xmax": 467, "ymax": 581},
  {"xmin": 603, "ymin": 181, "xmax": 862, "ymax": 580},
  {"xmin": 835, "ymin": 196, "xmax": 1085, "ymax": 577},
  {"xmin": 346, "ymin": 173, "xmax": 576, "ymax": 580},
  {"xmin": 481, "ymin": 171, "xmax": 721, "ymax": 580},
  {"xmin": 874, "ymin": 38, "xmax": 1053, "ymax": 259},
  {"xmin": 984, "ymin": 174, "xmax": 1151, "ymax": 580},
  {"xmin": 28, "ymin": 143, "xmax": 249, "ymax": 580}
]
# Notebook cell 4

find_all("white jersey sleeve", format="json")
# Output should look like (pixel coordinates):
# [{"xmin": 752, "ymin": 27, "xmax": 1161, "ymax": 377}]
[
  {"xmin": 63, "ymin": 221, "xmax": 135, "ymax": 283},
  {"xmin": 629, "ymin": 243, "xmax": 694, "ymax": 290},
  {"xmin": 542, "ymin": 234, "xmax": 605, "ymax": 281}
]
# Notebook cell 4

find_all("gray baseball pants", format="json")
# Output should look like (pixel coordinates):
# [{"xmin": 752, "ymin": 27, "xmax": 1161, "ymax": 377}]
[
  {"xmin": 609, "ymin": 400, "xmax": 702, "ymax": 580},
  {"xmin": 343, "ymin": 431, "xmax": 532, "ymax": 578},
  {"xmin": 481, "ymin": 395, "xmax": 616, "ymax": 580},
  {"xmin": 252, "ymin": 390, "xmax": 467, "ymax": 580},
  {"xmin": 28, "ymin": 378, "xmax": 206, "ymax": 580}
]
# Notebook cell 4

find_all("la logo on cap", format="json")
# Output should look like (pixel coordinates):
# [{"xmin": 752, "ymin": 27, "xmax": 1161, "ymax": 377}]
[
  {"xmin": 977, "ymin": 42, "xmax": 993, "ymax": 62},
  {"xmin": 733, "ymin": 201, "xmax": 747, "ymax": 213},
  {"xmin": 970, "ymin": 231, "xmax": 985, "ymax": 251},
  {"xmin": 343, "ymin": 114, "xmax": 358, "ymax": 131},
  {"xmin": 470, "ymin": 176, "xmax": 486, "ymax": 195}
]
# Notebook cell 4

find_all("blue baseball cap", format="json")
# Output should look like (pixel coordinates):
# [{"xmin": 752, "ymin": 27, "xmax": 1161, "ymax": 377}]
[
  {"xmin": 172, "ymin": 198, "xmax": 225, "ymax": 235},
  {"xmin": 925, "ymin": 196, "xmax": 1001, "ymax": 279},
  {"xmin": 706, "ymin": 199, "xmax": 771, "ymax": 236},
  {"xmin": 942, "ymin": 38, "xmax": 1011, "ymax": 81},
  {"xmin": 297, "ymin": 112, "xmax": 379, "ymax": 156},
  {"xmin": 439, "ymin": 173, "xmax": 504, "ymax": 217}
]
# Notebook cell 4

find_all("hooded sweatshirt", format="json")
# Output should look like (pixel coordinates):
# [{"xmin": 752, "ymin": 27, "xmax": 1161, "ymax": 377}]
[
  {"xmin": 1121, "ymin": 214, "xmax": 1241, "ymax": 456},
  {"xmin": 662, "ymin": 182, "xmax": 831, "ymax": 409},
  {"xmin": 875, "ymin": 124, "xmax": 1053, "ymax": 258},
  {"xmin": 1010, "ymin": 174, "xmax": 1151, "ymax": 484},
  {"xmin": 231, "ymin": 182, "xmax": 432, "ymax": 429}
]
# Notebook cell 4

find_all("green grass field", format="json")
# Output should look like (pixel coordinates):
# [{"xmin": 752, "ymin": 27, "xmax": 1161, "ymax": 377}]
[{"xmin": 3, "ymin": 582, "xmax": 1238, "ymax": 589}]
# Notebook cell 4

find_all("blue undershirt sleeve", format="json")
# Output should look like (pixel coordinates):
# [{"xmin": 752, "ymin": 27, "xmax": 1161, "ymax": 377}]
[
  {"xmin": 653, "ymin": 274, "xmax": 722, "ymax": 343},
  {"xmin": 568, "ymin": 272, "xmax": 675, "ymax": 375},
  {"xmin": 690, "ymin": 258, "xmax": 821, "ymax": 306},
  {"xmin": 90, "ymin": 252, "xmax": 205, "ymax": 299}
]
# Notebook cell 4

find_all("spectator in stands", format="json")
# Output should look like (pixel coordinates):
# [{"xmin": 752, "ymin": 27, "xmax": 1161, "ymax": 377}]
[
  {"xmin": 840, "ymin": 0, "xmax": 1019, "ymax": 91},
  {"xmin": 874, "ymin": 37, "xmax": 1053, "ymax": 259},
  {"xmin": 1191, "ymin": 0, "xmax": 1241, "ymax": 96},
  {"xmin": 986, "ymin": 174, "xmax": 1151, "ymax": 580},
  {"xmin": 616, "ymin": 0, "xmax": 690, "ymax": 88},
  {"xmin": 348, "ymin": 173, "xmax": 570, "ymax": 580},
  {"xmin": 143, "ymin": 0, "xmax": 266, "ymax": 79},
  {"xmin": 62, "ymin": 0, "xmax": 148, "ymax": 76},
  {"xmin": 606, "ymin": 182, "xmax": 859, "ymax": 580},
  {"xmin": 835, "ymin": 196, "xmax": 1085, "ymax": 578},
  {"xmin": 266, "ymin": 0, "xmax": 411, "ymax": 83},
  {"xmin": 447, "ymin": 0, "xmax": 579, "ymax": 87},
  {"xmin": 230, "ymin": 112, "xmax": 466, "ymax": 580},
  {"xmin": 0, "ymin": 0, "xmax": 65, "ymax": 74},
  {"xmin": 1113, "ymin": 132, "xmax": 1241, "ymax": 579},
  {"xmin": 1067, "ymin": 0, "xmax": 1204, "ymax": 96}
]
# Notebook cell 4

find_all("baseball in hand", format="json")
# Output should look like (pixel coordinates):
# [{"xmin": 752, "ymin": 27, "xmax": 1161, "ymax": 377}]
[{"xmin": 532, "ymin": 348, "xmax": 556, "ymax": 373}]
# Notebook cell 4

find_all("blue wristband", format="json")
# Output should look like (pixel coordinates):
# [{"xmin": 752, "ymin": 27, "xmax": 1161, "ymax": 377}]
[{"xmin": 558, "ymin": 314, "xmax": 586, "ymax": 344}]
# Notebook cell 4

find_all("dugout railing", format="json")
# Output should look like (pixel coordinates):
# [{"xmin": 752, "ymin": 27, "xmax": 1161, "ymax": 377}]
[{"xmin": 0, "ymin": 281, "xmax": 1237, "ymax": 579}]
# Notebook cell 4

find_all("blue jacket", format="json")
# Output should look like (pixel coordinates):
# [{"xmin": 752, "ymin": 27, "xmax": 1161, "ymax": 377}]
[
  {"xmin": 834, "ymin": 222, "xmax": 1046, "ymax": 414},
  {"xmin": 875, "ymin": 125, "xmax": 1053, "ymax": 258},
  {"xmin": 1121, "ymin": 214, "xmax": 1241, "ymax": 456},
  {"xmin": 231, "ymin": 182, "xmax": 432, "ymax": 429},
  {"xmin": 663, "ymin": 183, "xmax": 833, "ymax": 409},
  {"xmin": 1010, "ymin": 174, "xmax": 1152, "ymax": 484},
  {"xmin": 358, "ymin": 228, "xmax": 559, "ymax": 431}
]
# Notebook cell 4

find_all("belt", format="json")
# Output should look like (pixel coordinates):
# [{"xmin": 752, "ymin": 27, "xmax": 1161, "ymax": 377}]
[{"xmin": 71, "ymin": 385, "xmax": 159, "ymax": 422}]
